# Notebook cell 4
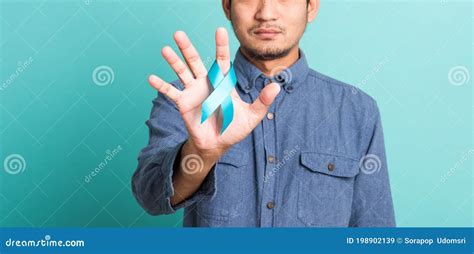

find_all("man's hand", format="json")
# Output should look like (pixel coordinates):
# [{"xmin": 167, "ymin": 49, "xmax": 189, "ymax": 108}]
[
  {"xmin": 149, "ymin": 27, "xmax": 280, "ymax": 159},
  {"xmin": 148, "ymin": 27, "xmax": 280, "ymax": 205}
]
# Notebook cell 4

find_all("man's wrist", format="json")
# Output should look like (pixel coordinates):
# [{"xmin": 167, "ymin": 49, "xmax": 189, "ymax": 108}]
[
  {"xmin": 182, "ymin": 138, "xmax": 226, "ymax": 164},
  {"xmin": 176, "ymin": 139, "xmax": 222, "ymax": 182}
]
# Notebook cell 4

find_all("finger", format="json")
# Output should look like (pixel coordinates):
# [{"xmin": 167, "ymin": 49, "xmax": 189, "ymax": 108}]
[
  {"xmin": 174, "ymin": 31, "xmax": 208, "ymax": 79},
  {"xmin": 249, "ymin": 83, "xmax": 281, "ymax": 117},
  {"xmin": 215, "ymin": 27, "xmax": 230, "ymax": 74},
  {"xmin": 148, "ymin": 75, "xmax": 182, "ymax": 102},
  {"xmin": 161, "ymin": 46, "xmax": 195, "ymax": 88},
  {"xmin": 231, "ymin": 88, "xmax": 239, "ymax": 99}
]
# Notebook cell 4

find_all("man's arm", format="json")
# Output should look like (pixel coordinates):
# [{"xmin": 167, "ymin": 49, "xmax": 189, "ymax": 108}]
[
  {"xmin": 349, "ymin": 101, "xmax": 396, "ymax": 227},
  {"xmin": 132, "ymin": 28, "xmax": 279, "ymax": 215},
  {"xmin": 131, "ymin": 86, "xmax": 220, "ymax": 215}
]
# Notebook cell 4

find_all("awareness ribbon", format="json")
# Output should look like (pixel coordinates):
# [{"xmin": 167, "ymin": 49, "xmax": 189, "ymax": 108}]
[{"xmin": 200, "ymin": 60, "xmax": 237, "ymax": 134}]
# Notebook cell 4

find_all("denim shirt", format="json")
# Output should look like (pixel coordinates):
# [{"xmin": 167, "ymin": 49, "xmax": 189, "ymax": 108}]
[{"xmin": 132, "ymin": 49, "xmax": 396, "ymax": 227}]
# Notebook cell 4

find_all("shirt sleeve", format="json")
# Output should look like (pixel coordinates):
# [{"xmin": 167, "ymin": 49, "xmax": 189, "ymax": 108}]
[
  {"xmin": 349, "ymin": 101, "xmax": 396, "ymax": 227},
  {"xmin": 131, "ymin": 81, "xmax": 217, "ymax": 215}
]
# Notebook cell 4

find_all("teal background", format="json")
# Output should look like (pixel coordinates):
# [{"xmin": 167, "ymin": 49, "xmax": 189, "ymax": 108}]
[{"xmin": 0, "ymin": 0, "xmax": 472, "ymax": 227}]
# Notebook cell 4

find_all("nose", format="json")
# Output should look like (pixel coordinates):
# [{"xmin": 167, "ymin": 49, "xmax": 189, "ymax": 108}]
[{"xmin": 255, "ymin": 0, "xmax": 278, "ymax": 22}]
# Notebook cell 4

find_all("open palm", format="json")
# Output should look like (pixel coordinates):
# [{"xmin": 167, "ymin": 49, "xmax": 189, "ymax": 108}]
[{"xmin": 149, "ymin": 28, "xmax": 280, "ymax": 155}]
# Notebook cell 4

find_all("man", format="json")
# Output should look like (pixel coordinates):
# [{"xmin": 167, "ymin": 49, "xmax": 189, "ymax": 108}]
[{"xmin": 132, "ymin": 0, "xmax": 395, "ymax": 227}]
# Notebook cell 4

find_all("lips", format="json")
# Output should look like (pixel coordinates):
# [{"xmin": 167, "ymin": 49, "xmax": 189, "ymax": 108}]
[{"xmin": 253, "ymin": 28, "xmax": 281, "ymax": 39}]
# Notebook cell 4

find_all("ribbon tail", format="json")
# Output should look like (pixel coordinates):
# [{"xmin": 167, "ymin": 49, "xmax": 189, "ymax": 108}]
[
  {"xmin": 220, "ymin": 95, "xmax": 234, "ymax": 134},
  {"xmin": 220, "ymin": 64, "xmax": 237, "ymax": 134},
  {"xmin": 200, "ymin": 104, "xmax": 210, "ymax": 124}
]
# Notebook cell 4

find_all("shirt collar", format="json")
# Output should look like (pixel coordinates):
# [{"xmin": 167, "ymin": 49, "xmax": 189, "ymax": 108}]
[{"xmin": 232, "ymin": 47, "xmax": 310, "ymax": 94}]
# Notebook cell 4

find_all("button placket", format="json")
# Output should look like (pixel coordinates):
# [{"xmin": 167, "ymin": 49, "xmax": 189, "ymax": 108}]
[{"xmin": 259, "ymin": 85, "xmax": 279, "ymax": 227}]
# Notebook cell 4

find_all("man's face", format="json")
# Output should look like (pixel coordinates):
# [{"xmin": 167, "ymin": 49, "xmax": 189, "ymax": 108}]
[{"xmin": 229, "ymin": 0, "xmax": 309, "ymax": 60}]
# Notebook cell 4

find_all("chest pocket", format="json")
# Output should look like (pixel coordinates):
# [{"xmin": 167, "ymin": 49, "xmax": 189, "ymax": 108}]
[
  {"xmin": 195, "ymin": 147, "xmax": 249, "ymax": 226},
  {"xmin": 297, "ymin": 151, "xmax": 360, "ymax": 227}
]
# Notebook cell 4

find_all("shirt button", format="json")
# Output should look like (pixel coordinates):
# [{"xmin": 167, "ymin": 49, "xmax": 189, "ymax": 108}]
[
  {"xmin": 286, "ymin": 85, "xmax": 294, "ymax": 91},
  {"xmin": 266, "ymin": 112, "xmax": 274, "ymax": 120},
  {"xmin": 267, "ymin": 155, "xmax": 275, "ymax": 164},
  {"xmin": 328, "ymin": 163, "xmax": 335, "ymax": 171},
  {"xmin": 275, "ymin": 74, "xmax": 285, "ymax": 83},
  {"xmin": 267, "ymin": 201, "xmax": 275, "ymax": 209},
  {"xmin": 245, "ymin": 85, "xmax": 252, "ymax": 90}
]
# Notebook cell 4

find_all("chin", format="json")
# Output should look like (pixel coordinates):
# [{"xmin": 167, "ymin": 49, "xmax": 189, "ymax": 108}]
[
  {"xmin": 248, "ymin": 43, "xmax": 284, "ymax": 55},
  {"xmin": 243, "ymin": 46, "xmax": 291, "ymax": 61}
]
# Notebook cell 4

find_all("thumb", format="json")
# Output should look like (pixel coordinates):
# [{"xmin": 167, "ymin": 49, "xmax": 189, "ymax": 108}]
[{"xmin": 249, "ymin": 82, "xmax": 281, "ymax": 117}]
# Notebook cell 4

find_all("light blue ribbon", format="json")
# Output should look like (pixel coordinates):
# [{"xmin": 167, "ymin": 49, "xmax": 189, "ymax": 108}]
[{"xmin": 201, "ymin": 60, "xmax": 237, "ymax": 134}]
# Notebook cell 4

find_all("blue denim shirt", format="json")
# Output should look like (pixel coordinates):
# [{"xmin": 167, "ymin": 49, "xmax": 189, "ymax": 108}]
[{"xmin": 132, "ymin": 49, "xmax": 396, "ymax": 227}]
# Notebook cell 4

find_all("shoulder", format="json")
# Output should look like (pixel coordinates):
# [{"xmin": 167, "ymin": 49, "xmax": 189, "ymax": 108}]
[{"xmin": 306, "ymin": 69, "xmax": 379, "ymax": 116}]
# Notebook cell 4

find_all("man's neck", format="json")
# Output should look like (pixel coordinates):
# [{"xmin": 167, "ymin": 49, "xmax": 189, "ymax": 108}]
[{"xmin": 239, "ymin": 46, "xmax": 300, "ymax": 77}]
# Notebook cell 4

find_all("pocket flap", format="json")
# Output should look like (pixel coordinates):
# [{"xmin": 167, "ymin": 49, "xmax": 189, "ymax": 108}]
[
  {"xmin": 300, "ymin": 152, "xmax": 359, "ymax": 177},
  {"xmin": 218, "ymin": 147, "xmax": 249, "ymax": 167}
]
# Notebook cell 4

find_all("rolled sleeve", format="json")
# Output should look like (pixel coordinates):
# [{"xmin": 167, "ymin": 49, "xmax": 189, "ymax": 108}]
[{"xmin": 131, "ymin": 80, "xmax": 217, "ymax": 216}]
